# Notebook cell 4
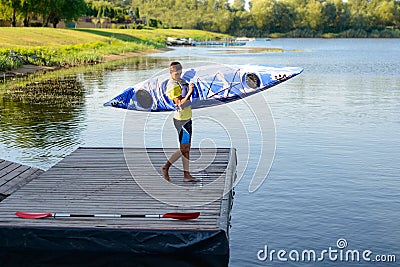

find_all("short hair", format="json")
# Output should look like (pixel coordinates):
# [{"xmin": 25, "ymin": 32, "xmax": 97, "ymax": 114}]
[{"xmin": 169, "ymin": 61, "xmax": 182, "ymax": 72}]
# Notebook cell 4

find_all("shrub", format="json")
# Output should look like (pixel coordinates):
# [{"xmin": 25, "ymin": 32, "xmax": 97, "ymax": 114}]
[
  {"xmin": 0, "ymin": 55, "xmax": 23, "ymax": 71},
  {"xmin": 30, "ymin": 22, "xmax": 43, "ymax": 27}
]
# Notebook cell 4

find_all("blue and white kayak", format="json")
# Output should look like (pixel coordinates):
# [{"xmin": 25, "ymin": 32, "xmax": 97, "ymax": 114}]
[{"xmin": 104, "ymin": 64, "xmax": 303, "ymax": 112}]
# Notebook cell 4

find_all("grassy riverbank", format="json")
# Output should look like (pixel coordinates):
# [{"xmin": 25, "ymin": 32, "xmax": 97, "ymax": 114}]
[{"xmin": 0, "ymin": 28, "xmax": 231, "ymax": 73}]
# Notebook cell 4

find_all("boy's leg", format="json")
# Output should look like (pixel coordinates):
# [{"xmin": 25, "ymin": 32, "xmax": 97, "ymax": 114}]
[
  {"xmin": 181, "ymin": 143, "xmax": 198, "ymax": 182},
  {"xmin": 161, "ymin": 150, "xmax": 182, "ymax": 181},
  {"xmin": 162, "ymin": 119, "xmax": 198, "ymax": 182}
]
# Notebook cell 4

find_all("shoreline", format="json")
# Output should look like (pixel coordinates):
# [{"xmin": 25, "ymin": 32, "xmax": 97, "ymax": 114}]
[{"xmin": 1, "ymin": 48, "xmax": 171, "ymax": 81}]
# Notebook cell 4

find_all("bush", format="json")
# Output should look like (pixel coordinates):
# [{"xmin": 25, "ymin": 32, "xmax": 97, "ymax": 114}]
[
  {"xmin": 30, "ymin": 22, "xmax": 43, "ymax": 27},
  {"xmin": 343, "ymin": 29, "xmax": 368, "ymax": 38},
  {"xmin": 130, "ymin": 24, "xmax": 144, "ymax": 30},
  {"xmin": 0, "ymin": 55, "xmax": 23, "ymax": 71},
  {"xmin": 149, "ymin": 19, "xmax": 158, "ymax": 28},
  {"xmin": 322, "ymin": 33, "xmax": 340, "ymax": 38},
  {"xmin": 379, "ymin": 29, "xmax": 399, "ymax": 38}
]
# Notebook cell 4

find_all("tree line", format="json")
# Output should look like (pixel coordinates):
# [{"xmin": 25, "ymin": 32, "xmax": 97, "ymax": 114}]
[
  {"xmin": 0, "ymin": 0, "xmax": 87, "ymax": 27},
  {"xmin": 1, "ymin": 0, "xmax": 399, "ymax": 37}
]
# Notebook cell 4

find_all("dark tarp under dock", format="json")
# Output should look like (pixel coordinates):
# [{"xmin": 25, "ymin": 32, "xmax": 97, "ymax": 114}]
[{"xmin": 0, "ymin": 147, "xmax": 237, "ymax": 266}]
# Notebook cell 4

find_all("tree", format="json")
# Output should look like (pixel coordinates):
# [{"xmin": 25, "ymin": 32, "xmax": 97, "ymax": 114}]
[
  {"xmin": 20, "ymin": 0, "xmax": 42, "ymax": 26},
  {"xmin": 274, "ymin": 0, "xmax": 295, "ymax": 33},
  {"xmin": 347, "ymin": 0, "xmax": 369, "ymax": 29},
  {"xmin": 250, "ymin": 0, "xmax": 276, "ymax": 33},
  {"xmin": 332, "ymin": 0, "xmax": 351, "ymax": 32},
  {"xmin": 42, "ymin": 0, "xmax": 86, "ymax": 28},
  {"xmin": 368, "ymin": 0, "xmax": 395, "ymax": 28},
  {"xmin": 321, "ymin": 1, "xmax": 337, "ymax": 33},
  {"xmin": 395, "ymin": 0, "xmax": 400, "ymax": 28},
  {"xmin": 62, "ymin": 0, "xmax": 87, "ymax": 24},
  {"xmin": 0, "ymin": 0, "xmax": 22, "ymax": 26},
  {"xmin": 232, "ymin": 0, "xmax": 245, "ymax": 11},
  {"xmin": 306, "ymin": 0, "xmax": 323, "ymax": 31},
  {"xmin": 134, "ymin": 7, "xmax": 140, "ymax": 19}
]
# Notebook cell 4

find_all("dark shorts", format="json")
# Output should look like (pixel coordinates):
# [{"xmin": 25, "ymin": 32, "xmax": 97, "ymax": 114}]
[{"xmin": 173, "ymin": 119, "xmax": 192, "ymax": 145}]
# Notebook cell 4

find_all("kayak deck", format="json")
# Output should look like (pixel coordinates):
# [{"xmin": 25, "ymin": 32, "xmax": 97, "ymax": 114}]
[{"xmin": 0, "ymin": 147, "xmax": 236, "ymax": 264}]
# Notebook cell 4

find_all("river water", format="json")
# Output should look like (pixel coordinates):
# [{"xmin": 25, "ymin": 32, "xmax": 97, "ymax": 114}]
[{"xmin": 1, "ymin": 39, "xmax": 399, "ymax": 266}]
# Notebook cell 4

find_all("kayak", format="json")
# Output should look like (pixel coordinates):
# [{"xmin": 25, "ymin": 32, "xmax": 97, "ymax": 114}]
[{"xmin": 104, "ymin": 64, "xmax": 303, "ymax": 112}]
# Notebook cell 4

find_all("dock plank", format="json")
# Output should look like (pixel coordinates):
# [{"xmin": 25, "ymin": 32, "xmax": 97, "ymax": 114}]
[
  {"xmin": 0, "ymin": 147, "xmax": 237, "ymax": 259},
  {"xmin": 0, "ymin": 159, "xmax": 44, "ymax": 198},
  {"xmin": 0, "ymin": 148, "xmax": 234, "ymax": 229}
]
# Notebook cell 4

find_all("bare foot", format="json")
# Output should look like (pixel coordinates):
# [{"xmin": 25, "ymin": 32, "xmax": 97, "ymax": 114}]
[
  {"xmin": 183, "ymin": 173, "xmax": 199, "ymax": 182},
  {"xmin": 161, "ymin": 166, "xmax": 170, "ymax": 182}
]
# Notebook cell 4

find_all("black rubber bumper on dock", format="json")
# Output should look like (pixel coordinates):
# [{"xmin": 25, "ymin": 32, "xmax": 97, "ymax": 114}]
[{"xmin": 0, "ymin": 226, "xmax": 229, "ymax": 266}]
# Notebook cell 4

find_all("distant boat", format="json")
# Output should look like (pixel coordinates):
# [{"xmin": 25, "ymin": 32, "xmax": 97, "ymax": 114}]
[
  {"xmin": 195, "ymin": 41, "xmax": 246, "ymax": 47},
  {"xmin": 235, "ymin": 37, "xmax": 255, "ymax": 43},
  {"xmin": 166, "ymin": 37, "xmax": 195, "ymax": 46}
]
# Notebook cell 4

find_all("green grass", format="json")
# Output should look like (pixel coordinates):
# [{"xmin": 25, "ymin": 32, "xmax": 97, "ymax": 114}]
[
  {"xmin": 1, "ymin": 54, "xmax": 154, "ymax": 90},
  {"xmin": 0, "ymin": 28, "xmax": 231, "ymax": 70},
  {"xmin": 0, "ymin": 28, "xmax": 230, "ymax": 48}
]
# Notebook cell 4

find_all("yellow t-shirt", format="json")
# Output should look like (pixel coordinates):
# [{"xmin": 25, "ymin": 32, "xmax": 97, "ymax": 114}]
[{"xmin": 166, "ymin": 79, "xmax": 192, "ymax": 120}]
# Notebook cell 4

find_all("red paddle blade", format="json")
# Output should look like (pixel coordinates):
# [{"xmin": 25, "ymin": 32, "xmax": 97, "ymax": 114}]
[
  {"xmin": 15, "ymin": 211, "xmax": 52, "ymax": 219},
  {"xmin": 163, "ymin": 212, "xmax": 200, "ymax": 220}
]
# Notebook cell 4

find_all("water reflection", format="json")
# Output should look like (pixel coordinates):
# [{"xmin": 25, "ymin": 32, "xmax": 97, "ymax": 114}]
[
  {"xmin": 0, "ymin": 56, "xmax": 170, "ymax": 170},
  {"xmin": 1, "ymin": 78, "xmax": 84, "ymax": 168}
]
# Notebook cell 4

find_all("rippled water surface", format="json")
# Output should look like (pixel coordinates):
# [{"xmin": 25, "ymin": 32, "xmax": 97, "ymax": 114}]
[{"xmin": 1, "ymin": 39, "xmax": 399, "ymax": 266}]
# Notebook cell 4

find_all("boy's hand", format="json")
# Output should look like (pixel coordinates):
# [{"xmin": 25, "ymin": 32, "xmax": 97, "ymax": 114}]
[{"xmin": 188, "ymin": 83, "xmax": 194, "ymax": 94}]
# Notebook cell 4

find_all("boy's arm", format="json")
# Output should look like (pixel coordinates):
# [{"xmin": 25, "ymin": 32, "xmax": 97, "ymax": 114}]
[{"xmin": 173, "ymin": 83, "xmax": 194, "ymax": 108}]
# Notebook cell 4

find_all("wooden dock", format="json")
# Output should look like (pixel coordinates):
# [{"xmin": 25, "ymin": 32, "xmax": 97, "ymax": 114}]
[
  {"xmin": 0, "ymin": 159, "xmax": 44, "ymax": 201},
  {"xmin": 0, "ymin": 147, "xmax": 237, "ymax": 266}
]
